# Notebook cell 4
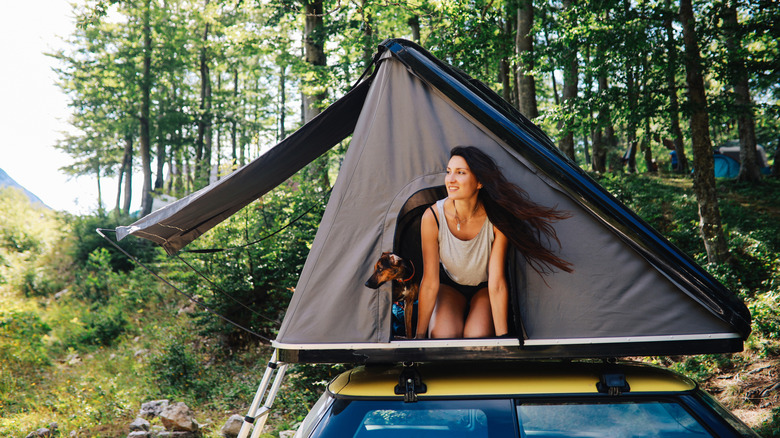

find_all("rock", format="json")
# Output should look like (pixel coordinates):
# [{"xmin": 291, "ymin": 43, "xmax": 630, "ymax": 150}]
[
  {"xmin": 134, "ymin": 349, "xmax": 149, "ymax": 358},
  {"xmin": 26, "ymin": 428, "xmax": 51, "ymax": 438},
  {"xmin": 127, "ymin": 432, "xmax": 150, "ymax": 438},
  {"xmin": 140, "ymin": 400, "xmax": 170, "ymax": 419},
  {"xmin": 54, "ymin": 288, "xmax": 69, "ymax": 300},
  {"xmin": 66, "ymin": 354, "xmax": 81, "ymax": 366},
  {"xmin": 130, "ymin": 417, "xmax": 151, "ymax": 431},
  {"xmin": 177, "ymin": 301, "xmax": 198, "ymax": 315},
  {"xmin": 221, "ymin": 415, "xmax": 244, "ymax": 438},
  {"xmin": 160, "ymin": 402, "xmax": 199, "ymax": 432},
  {"xmin": 156, "ymin": 432, "xmax": 199, "ymax": 438},
  {"xmin": 279, "ymin": 431, "xmax": 296, "ymax": 438}
]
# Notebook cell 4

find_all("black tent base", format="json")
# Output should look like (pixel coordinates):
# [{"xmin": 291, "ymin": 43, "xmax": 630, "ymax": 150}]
[{"xmin": 274, "ymin": 335, "xmax": 744, "ymax": 364}]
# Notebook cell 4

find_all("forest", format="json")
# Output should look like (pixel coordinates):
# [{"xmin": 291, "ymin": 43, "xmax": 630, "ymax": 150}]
[{"xmin": 1, "ymin": 0, "xmax": 779, "ymax": 436}]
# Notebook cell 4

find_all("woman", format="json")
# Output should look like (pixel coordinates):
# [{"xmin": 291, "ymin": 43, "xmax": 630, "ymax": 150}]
[{"xmin": 415, "ymin": 146, "xmax": 573, "ymax": 339}]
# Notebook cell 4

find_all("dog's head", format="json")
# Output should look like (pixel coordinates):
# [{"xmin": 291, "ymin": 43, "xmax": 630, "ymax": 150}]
[{"xmin": 365, "ymin": 252, "xmax": 412, "ymax": 289}]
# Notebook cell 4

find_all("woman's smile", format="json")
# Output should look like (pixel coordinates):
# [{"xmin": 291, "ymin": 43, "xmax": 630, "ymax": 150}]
[{"xmin": 446, "ymin": 155, "xmax": 481, "ymax": 198}]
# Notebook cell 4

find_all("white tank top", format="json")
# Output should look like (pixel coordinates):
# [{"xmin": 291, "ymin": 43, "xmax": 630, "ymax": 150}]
[{"xmin": 436, "ymin": 198, "xmax": 494, "ymax": 286}]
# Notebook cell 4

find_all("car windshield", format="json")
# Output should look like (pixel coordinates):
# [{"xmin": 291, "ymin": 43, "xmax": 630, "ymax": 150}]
[
  {"xmin": 308, "ymin": 399, "xmax": 516, "ymax": 438},
  {"xmin": 517, "ymin": 400, "xmax": 712, "ymax": 437}
]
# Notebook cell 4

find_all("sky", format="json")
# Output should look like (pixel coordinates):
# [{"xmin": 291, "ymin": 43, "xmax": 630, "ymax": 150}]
[{"xmin": 0, "ymin": 0, "xmax": 137, "ymax": 214}]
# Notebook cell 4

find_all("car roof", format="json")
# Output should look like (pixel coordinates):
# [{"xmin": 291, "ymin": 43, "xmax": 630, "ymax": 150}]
[{"xmin": 328, "ymin": 360, "xmax": 696, "ymax": 398}]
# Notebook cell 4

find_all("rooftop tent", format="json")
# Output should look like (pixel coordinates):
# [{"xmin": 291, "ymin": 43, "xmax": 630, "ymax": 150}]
[{"xmin": 116, "ymin": 39, "xmax": 750, "ymax": 363}]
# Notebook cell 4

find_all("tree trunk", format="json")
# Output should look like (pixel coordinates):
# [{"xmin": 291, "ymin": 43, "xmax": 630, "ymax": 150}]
[
  {"xmin": 408, "ymin": 15, "xmax": 420, "ymax": 43},
  {"xmin": 303, "ymin": 0, "xmax": 330, "ymax": 189},
  {"xmin": 196, "ymin": 0, "xmax": 212, "ymax": 187},
  {"xmin": 542, "ymin": 30, "xmax": 560, "ymax": 106},
  {"xmin": 664, "ymin": 0, "xmax": 688, "ymax": 173},
  {"xmin": 303, "ymin": 0, "xmax": 327, "ymax": 123},
  {"xmin": 723, "ymin": 0, "xmax": 761, "ymax": 182},
  {"xmin": 361, "ymin": 0, "xmax": 374, "ymax": 70},
  {"xmin": 516, "ymin": 0, "xmax": 539, "ymax": 119},
  {"xmin": 279, "ymin": 65, "xmax": 287, "ymax": 141},
  {"xmin": 232, "ymin": 69, "xmax": 238, "ymax": 165},
  {"xmin": 500, "ymin": 13, "xmax": 512, "ymax": 104},
  {"xmin": 625, "ymin": 6, "xmax": 638, "ymax": 175},
  {"xmin": 122, "ymin": 134, "xmax": 133, "ymax": 215},
  {"xmin": 592, "ymin": 74, "xmax": 610, "ymax": 173},
  {"xmin": 139, "ymin": 0, "xmax": 153, "ymax": 217},
  {"xmin": 642, "ymin": 117, "xmax": 655, "ymax": 173},
  {"xmin": 115, "ymin": 144, "xmax": 126, "ymax": 213},
  {"xmin": 95, "ymin": 160, "xmax": 103, "ymax": 213},
  {"xmin": 557, "ymin": 0, "xmax": 578, "ymax": 161},
  {"xmin": 154, "ymin": 113, "xmax": 165, "ymax": 190},
  {"xmin": 583, "ymin": 42, "xmax": 593, "ymax": 170},
  {"xmin": 680, "ymin": 0, "xmax": 730, "ymax": 264}
]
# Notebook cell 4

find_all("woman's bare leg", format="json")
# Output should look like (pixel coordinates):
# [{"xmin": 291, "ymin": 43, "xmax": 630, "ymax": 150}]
[
  {"xmin": 463, "ymin": 288, "xmax": 495, "ymax": 338},
  {"xmin": 429, "ymin": 285, "xmax": 467, "ymax": 338}
]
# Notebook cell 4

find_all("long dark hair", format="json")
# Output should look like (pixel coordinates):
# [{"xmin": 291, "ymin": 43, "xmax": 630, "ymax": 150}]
[{"xmin": 451, "ymin": 146, "xmax": 573, "ymax": 275}]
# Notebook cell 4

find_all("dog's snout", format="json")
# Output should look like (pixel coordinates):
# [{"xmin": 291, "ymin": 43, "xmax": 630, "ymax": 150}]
[{"xmin": 365, "ymin": 274, "xmax": 380, "ymax": 289}]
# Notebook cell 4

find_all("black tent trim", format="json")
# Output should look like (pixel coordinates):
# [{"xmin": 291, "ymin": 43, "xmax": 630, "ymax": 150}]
[
  {"xmin": 378, "ymin": 39, "xmax": 750, "ymax": 339},
  {"xmin": 275, "ymin": 335, "xmax": 743, "ymax": 364}
]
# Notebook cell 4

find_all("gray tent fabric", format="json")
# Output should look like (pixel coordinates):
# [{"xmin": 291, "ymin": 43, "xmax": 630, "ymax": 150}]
[
  {"xmin": 115, "ymin": 39, "xmax": 750, "ymax": 361},
  {"xmin": 275, "ymin": 53, "xmax": 731, "ymax": 345}
]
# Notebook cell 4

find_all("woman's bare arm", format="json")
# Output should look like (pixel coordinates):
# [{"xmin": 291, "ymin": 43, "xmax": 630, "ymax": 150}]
[
  {"xmin": 488, "ymin": 226, "xmax": 509, "ymax": 336},
  {"xmin": 416, "ymin": 208, "xmax": 441, "ymax": 338}
]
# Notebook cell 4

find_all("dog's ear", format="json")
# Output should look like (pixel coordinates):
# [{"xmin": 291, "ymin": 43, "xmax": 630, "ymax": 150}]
[{"xmin": 389, "ymin": 253, "xmax": 402, "ymax": 265}]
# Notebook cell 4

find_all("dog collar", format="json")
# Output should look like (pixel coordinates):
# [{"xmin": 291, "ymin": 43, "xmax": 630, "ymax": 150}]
[{"xmin": 400, "ymin": 260, "xmax": 415, "ymax": 283}]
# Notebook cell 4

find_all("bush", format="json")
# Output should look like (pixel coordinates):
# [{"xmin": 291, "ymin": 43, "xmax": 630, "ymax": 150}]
[
  {"xmin": 68, "ymin": 213, "xmax": 159, "ymax": 272},
  {"xmin": 148, "ymin": 335, "xmax": 208, "ymax": 400},
  {"xmin": 19, "ymin": 266, "xmax": 63, "ymax": 297},
  {"xmin": 60, "ymin": 304, "xmax": 128, "ymax": 349},
  {"xmin": 755, "ymin": 407, "xmax": 780, "ymax": 437},
  {"xmin": 74, "ymin": 248, "xmax": 116, "ymax": 302}
]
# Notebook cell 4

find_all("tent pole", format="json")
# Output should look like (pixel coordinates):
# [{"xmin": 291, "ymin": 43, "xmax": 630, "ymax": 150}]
[{"xmin": 237, "ymin": 349, "xmax": 288, "ymax": 438}]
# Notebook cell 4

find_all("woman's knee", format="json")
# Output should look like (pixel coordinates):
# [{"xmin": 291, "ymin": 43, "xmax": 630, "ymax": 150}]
[
  {"xmin": 463, "ymin": 291, "xmax": 494, "ymax": 338},
  {"xmin": 431, "ymin": 323, "xmax": 463, "ymax": 338}
]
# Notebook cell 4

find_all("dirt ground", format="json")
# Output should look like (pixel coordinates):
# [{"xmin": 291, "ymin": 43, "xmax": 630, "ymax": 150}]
[{"xmin": 700, "ymin": 357, "xmax": 779, "ymax": 429}]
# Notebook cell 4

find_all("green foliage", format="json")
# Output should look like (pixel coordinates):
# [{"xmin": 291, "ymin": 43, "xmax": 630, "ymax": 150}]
[
  {"xmin": 279, "ymin": 363, "xmax": 348, "ymax": 421},
  {"xmin": 68, "ymin": 213, "xmax": 159, "ymax": 272},
  {"xmin": 18, "ymin": 266, "xmax": 64, "ymax": 297},
  {"xmin": 747, "ymin": 292, "xmax": 780, "ymax": 341},
  {"xmin": 667, "ymin": 354, "xmax": 741, "ymax": 383},
  {"xmin": 148, "ymin": 333, "xmax": 208, "ymax": 400},
  {"xmin": 61, "ymin": 304, "xmax": 129, "ymax": 349},
  {"xmin": 755, "ymin": 408, "xmax": 780, "ymax": 437},
  {"xmin": 0, "ymin": 310, "xmax": 51, "ymax": 415}
]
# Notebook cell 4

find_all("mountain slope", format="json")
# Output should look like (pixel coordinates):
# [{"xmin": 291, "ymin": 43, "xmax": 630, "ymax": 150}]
[{"xmin": 0, "ymin": 167, "xmax": 48, "ymax": 208}]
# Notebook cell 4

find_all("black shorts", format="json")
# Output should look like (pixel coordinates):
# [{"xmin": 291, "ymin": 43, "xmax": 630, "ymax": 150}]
[{"xmin": 439, "ymin": 264, "xmax": 488, "ymax": 301}]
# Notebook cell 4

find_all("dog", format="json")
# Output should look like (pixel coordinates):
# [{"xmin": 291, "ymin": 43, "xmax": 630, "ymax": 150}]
[{"xmin": 365, "ymin": 252, "xmax": 419, "ymax": 339}]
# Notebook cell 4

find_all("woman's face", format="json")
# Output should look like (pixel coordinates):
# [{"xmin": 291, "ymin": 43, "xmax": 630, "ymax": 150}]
[{"xmin": 445, "ymin": 155, "xmax": 482, "ymax": 200}]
